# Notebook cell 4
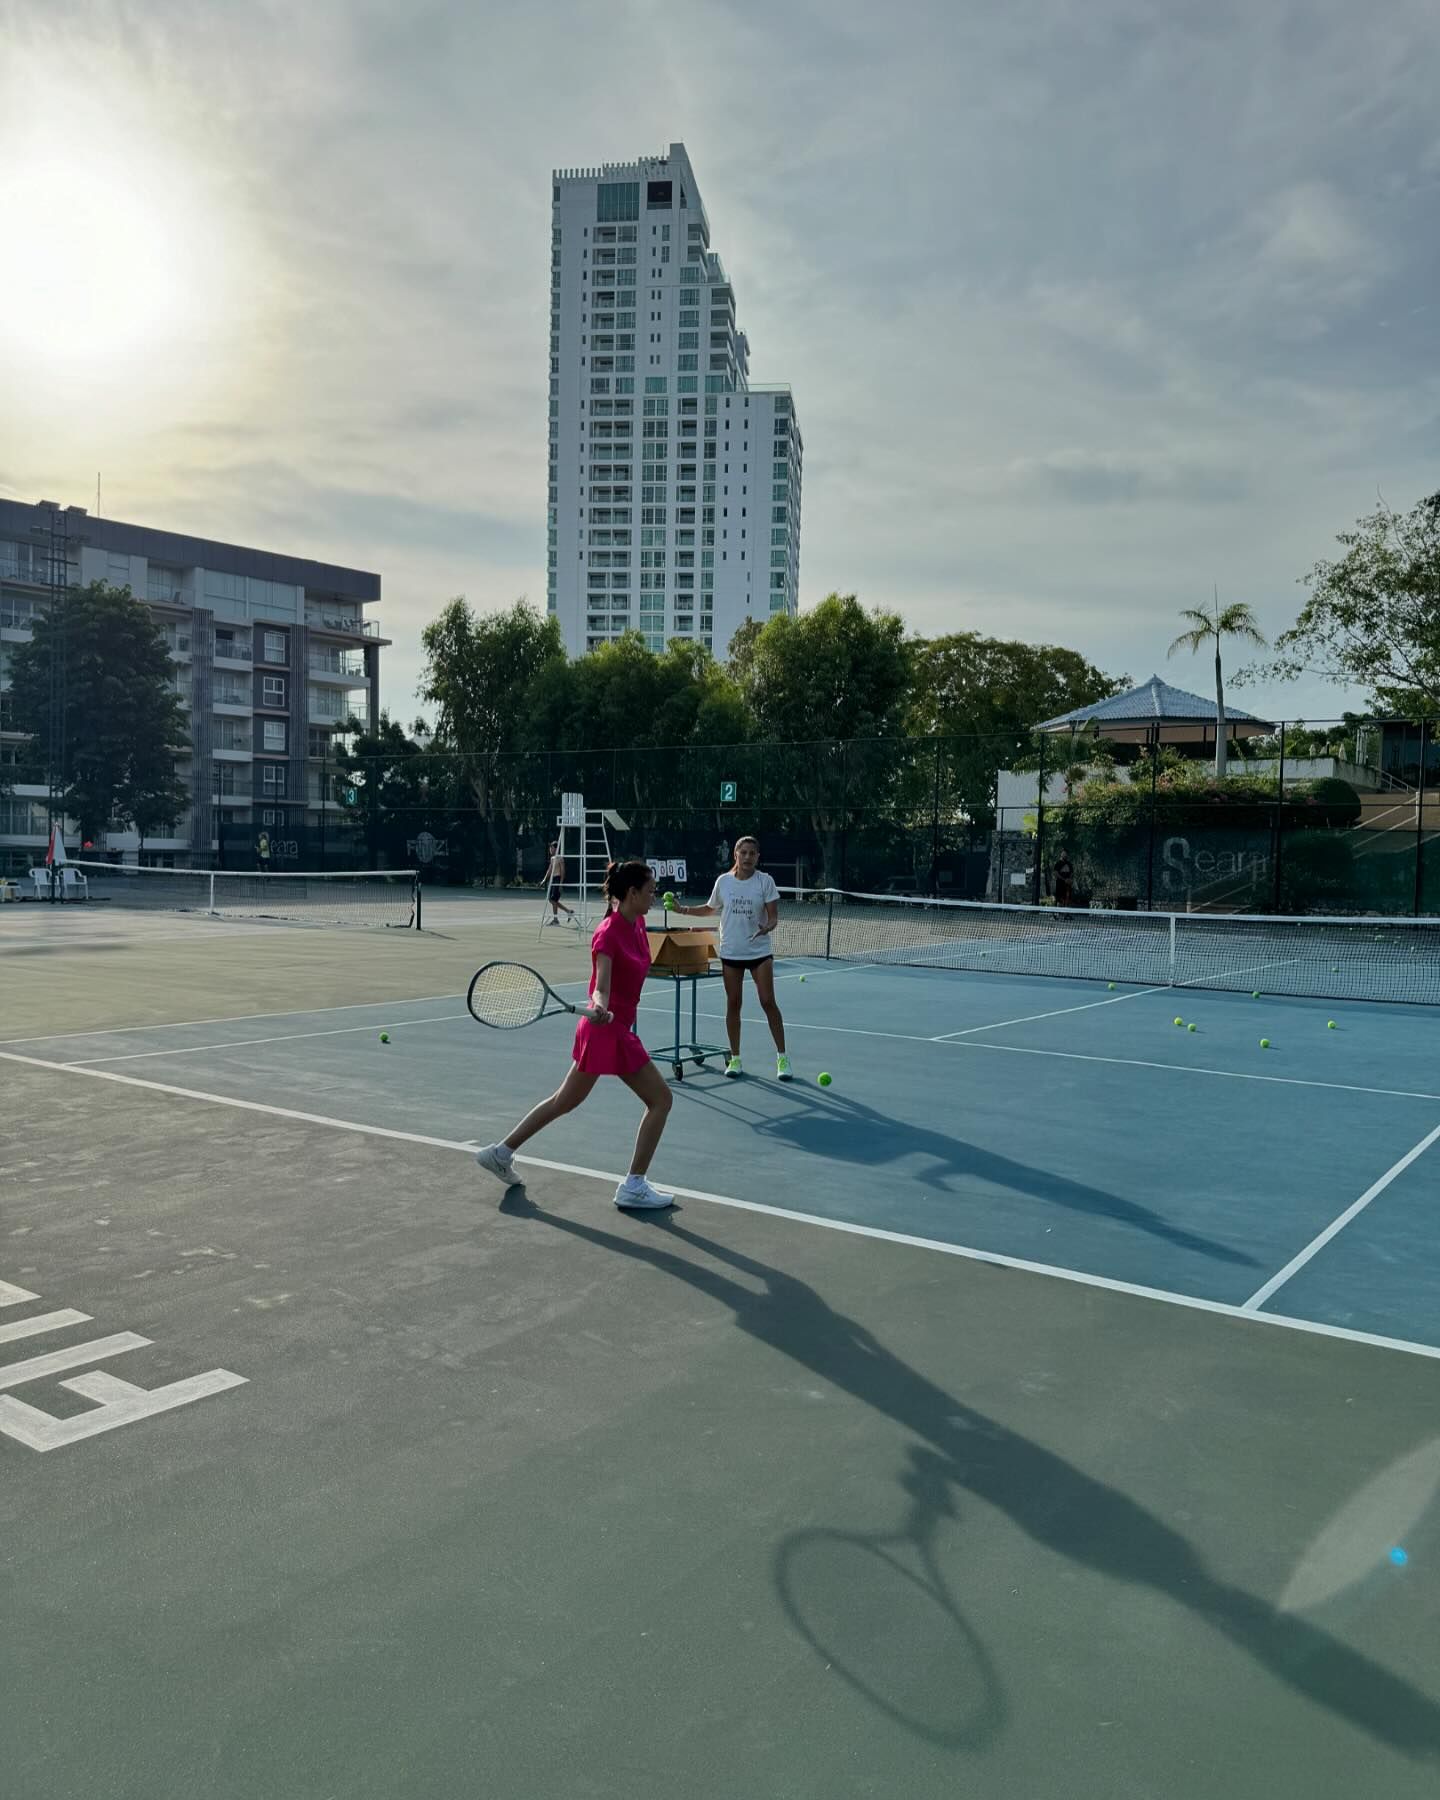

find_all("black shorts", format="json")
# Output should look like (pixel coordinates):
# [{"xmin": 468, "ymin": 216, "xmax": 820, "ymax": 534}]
[
  {"xmin": 548, "ymin": 885, "xmax": 563, "ymax": 903},
  {"xmin": 721, "ymin": 955, "xmax": 774, "ymax": 974}
]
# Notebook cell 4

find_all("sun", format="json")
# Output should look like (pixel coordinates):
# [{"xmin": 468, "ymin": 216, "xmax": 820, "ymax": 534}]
[{"xmin": 0, "ymin": 146, "xmax": 194, "ymax": 363}]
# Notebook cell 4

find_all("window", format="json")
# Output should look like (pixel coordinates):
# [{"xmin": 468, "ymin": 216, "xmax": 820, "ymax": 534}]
[
  {"xmin": 262, "ymin": 630, "xmax": 286, "ymax": 664},
  {"xmin": 644, "ymin": 376, "xmax": 667, "ymax": 394},
  {"xmin": 263, "ymin": 720, "xmax": 287, "ymax": 753},
  {"xmin": 262, "ymin": 764, "xmax": 287, "ymax": 796},
  {"xmin": 772, "ymin": 507, "xmax": 787, "ymax": 525},
  {"xmin": 678, "ymin": 331, "xmax": 698, "ymax": 350},
  {"xmin": 262, "ymin": 675, "xmax": 286, "ymax": 707},
  {"xmin": 646, "ymin": 180, "xmax": 672, "ymax": 209},
  {"xmin": 307, "ymin": 728, "xmax": 330, "ymax": 759}
]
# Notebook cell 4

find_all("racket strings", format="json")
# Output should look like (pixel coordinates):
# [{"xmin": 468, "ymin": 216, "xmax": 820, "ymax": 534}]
[{"xmin": 470, "ymin": 963, "xmax": 548, "ymax": 1028}]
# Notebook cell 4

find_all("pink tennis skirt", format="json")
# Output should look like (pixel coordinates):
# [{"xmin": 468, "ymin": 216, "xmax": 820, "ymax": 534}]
[{"xmin": 572, "ymin": 1016, "xmax": 651, "ymax": 1077}]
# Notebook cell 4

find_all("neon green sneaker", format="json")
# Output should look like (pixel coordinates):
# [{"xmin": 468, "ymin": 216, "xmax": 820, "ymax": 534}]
[
  {"xmin": 724, "ymin": 1055, "xmax": 743, "ymax": 1079},
  {"xmin": 776, "ymin": 1053, "xmax": 793, "ymax": 1082}
]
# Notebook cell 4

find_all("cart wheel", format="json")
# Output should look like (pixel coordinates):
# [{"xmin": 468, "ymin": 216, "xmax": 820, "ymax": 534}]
[
  {"xmin": 673, "ymin": 1063, "xmax": 684, "ymax": 1081},
  {"xmin": 695, "ymin": 1055, "xmax": 707, "ymax": 1066}
]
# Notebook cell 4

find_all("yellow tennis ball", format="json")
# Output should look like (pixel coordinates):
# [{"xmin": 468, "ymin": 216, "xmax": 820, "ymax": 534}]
[
  {"xmin": 1327, "ymin": 1020, "xmax": 1337, "ymax": 1029},
  {"xmin": 380, "ymin": 1032, "xmax": 390, "ymax": 1044},
  {"xmin": 1260, "ymin": 1038, "xmax": 1271, "ymax": 1049},
  {"xmin": 1174, "ymin": 1017, "xmax": 1184, "ymax": 1027},
  {"xmin": 1187, "ymin": 1023, "xmax": 1197, "ymax": 1033},
  {"xmin": 817, "ymin": 1071, "xmax": 832, "ymax": 1087}
]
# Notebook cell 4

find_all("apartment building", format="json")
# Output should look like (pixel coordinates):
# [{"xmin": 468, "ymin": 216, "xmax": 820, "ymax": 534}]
[
  {"xmin": 0, "ymin": 499, "xmax": 385, "ymax": 872},
  {"xmin": 548, "ymin": 142, "xmax": 802, "ymax": 658}
]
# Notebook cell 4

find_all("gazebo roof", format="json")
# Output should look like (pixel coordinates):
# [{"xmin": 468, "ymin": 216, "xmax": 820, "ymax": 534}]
[{"xmin": 1039, "ymin": 674, "xmax": 1270, "ymax": 733}]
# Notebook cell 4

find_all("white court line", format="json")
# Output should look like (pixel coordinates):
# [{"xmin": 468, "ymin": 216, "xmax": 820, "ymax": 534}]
[
  {"xmin": 0, "ymin": 991, "xmax": 469, "ymax": 1047},
  {"xmin": 947, "ymin": 1037, "xmax": 1440, "ymax": 1105},
  {"xmin": 932, "ymin": 985, "xmax": 1164, "ymax": 1039},
  {"xmin": 66, "ymin": 1012, "xmax": 471, "ymax": 1067},
  {"xmin": 635, "ymin": 1000, "xmax": 1440, "ymax": 1103},
  {"xmin": 1242, "ymin": 1122, "xmax": 1440, "ymax": 1312},
  {"xmin": 5, "ymin": 1045, "xmax": 1440, "ymax": 1365}
]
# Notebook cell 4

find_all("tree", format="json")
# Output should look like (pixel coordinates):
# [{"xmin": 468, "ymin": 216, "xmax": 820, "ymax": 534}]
[
  {"xmin": 524, "ymin": 634, "xmax": 748, "ymax": 756},
  {"xmin": 1250, "ymin": 492, "xmax": 1440, "ymax": 715},
  {"xmin": 6, "ymin": 581, "xmax": 189, "ymax": 845},
  {"xmin": 1168, "ymin": 591, "xmax": 1266, "ymax": 780},
  {"xmin": 332, "ymin": 712, "xmax": 466, "ymax": 873},
  {"xmin": 907, "ymin": 632, "xmax": 1125, "ymax": 821},
  {"xmin": 728, "ymin": 594, "xmax": 910, "ymax": 741},
  {"xmin": 419, "ymin": 599, "xmax": 565, "ymax": 871}
]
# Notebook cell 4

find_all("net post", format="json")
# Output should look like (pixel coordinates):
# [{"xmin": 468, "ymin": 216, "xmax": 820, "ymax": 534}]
[
  {"xmin": 208, "ymin": 871, "xmax": 216, "ymax": 915},
  {"xmin": 414, "ymin": 871, "xmax": 423, "ymax": 931},
  {"xmin": 1168, "ymin": 912, "xmax": 1176, "ymax": 985},
  {"xmin": 825, "ymin": 888, "xmax": 834, "ymax": 961},
  {"xmin": 1416, "ymin": 719, "xmax": 1429, "ymax": 917},
  {"xmin": 1032, "ymin": 730, "xmax": 1046, "ymax": 907},
  {"xmin": 1273, "ymin": 720, "xmax": 1286, "ymax": 912}
]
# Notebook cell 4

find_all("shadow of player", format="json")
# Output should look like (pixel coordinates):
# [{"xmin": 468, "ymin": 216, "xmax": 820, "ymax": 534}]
[
  {"xmin": 672, "ymin": 1078, "xmax": 1259, "ymax": 1270},
  {"xmin": 499, "ymin": 1185, "xmax": 1440, "ymax": 1762}
]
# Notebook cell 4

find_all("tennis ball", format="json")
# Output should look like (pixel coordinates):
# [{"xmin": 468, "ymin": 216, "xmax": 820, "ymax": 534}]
[
  {"xmin": 1187, "ymin": 1023, "xmax": 1197, "ymax": 1033},
  {"xmin": 1174, "ymin": 1016, "xmax": 1184, "ymax": 1027},
  {"xmin": 1260, "ymin": 1038, "xmax": 1271, "ymax": 1049},
  {"xmin": 380, "ymin": 1032, "xmax": 390, "ymax": 1044},
  {"xmin": 1252, "ymin": 991, "xmax": 1260, "ymax": 999},
  {"xmin": 798, "ymin": 975, "xmax": 807, "ymax": 983},
  {"xmin": 817, "ymin": 1071, "xmax": 833, "ymax": 1087},
  {"xmin": 1107, "ymin": 982, "xmax": 1116, "ymax": 990},
  {"xmin": 662, "ymin": 891, "xmax": 676, "ymax": 909},
  {"xmin": 1327, "ymin": 1020, "xmax": 1337, "ymax": 1030}
]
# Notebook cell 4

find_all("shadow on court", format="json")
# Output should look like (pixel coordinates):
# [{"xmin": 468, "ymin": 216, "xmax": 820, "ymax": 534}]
[
  {"xmin": 499, "ymin": 1187, "xmax": 1440, "ymax": 1763},
  {"xmin": 671, "ymin": 1080, "xmax": 1261, "ymax": 1270}
]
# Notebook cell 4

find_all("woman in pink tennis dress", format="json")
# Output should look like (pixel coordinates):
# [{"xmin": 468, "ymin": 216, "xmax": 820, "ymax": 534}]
[{"xmin": 473, "ymin": 860, "xmax": 675, "ymax": 1209}]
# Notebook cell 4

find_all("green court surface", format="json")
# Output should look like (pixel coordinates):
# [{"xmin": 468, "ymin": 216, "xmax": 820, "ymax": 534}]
[{"xmin": 3, "ymin": 896, "xmax": 1439, "ymax": 1799}]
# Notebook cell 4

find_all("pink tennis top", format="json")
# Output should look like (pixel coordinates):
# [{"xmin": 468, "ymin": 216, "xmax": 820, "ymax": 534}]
[{"xmin": 572, "ymin": 908, "xmax": 652, "ymax": 1077}]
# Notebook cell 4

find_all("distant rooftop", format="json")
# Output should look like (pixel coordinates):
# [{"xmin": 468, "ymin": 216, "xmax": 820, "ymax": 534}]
[
  {"xmin": 1039, "ymin": 674, "xmax": 1269, "ymax": 732},
  {"xmin": 0, "ymin": 497, "xmax": 379, "ymax": 603}
]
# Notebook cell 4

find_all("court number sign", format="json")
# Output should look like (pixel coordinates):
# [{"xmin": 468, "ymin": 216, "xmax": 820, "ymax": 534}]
[{"xmin": 720, "ymin": 781, "xmax": 738, "ymax": 804}]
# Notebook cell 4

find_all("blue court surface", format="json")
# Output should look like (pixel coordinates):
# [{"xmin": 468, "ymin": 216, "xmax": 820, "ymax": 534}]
[{"xmin": 8, "ymin": 952, "xmax": 1440, "ymax": 1357}]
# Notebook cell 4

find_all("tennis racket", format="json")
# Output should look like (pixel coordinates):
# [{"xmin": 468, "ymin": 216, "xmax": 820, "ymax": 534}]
[{"xmin": 467, "ymin": 962, "xmax": 603, "ymax": 1030}]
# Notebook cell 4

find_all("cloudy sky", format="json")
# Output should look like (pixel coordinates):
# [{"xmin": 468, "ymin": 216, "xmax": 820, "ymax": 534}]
[{"xmin": 2, "ymin": 0, "xmax": 1437, "ymax": 727}]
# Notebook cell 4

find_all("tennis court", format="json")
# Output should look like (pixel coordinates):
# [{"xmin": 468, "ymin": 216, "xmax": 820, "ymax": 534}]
[{"xmin": 4, "ymin": 881, "xmax": 1440, "ymax": 1798}]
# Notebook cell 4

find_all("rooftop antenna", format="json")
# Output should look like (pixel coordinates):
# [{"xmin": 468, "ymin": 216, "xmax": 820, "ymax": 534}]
[{"xmin": 96, "ymin": 472, "xmax": 101, "ymax": 517}]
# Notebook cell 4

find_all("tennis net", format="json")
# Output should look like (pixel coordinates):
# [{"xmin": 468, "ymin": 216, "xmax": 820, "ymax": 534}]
[
  {"xmin": 773, "ymin": 887, "xmax": 1440, "ymax": 1006},
  {"xmin": 63, "ymin": 862, "xmax": 419, "ymax": 930}
]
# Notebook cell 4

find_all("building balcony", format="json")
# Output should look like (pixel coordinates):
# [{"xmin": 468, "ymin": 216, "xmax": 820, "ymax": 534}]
[
  {"xmin": 305, "ymin": 609, "xmax": 381, "ymax": 640},
  {"xmin": 307, "ymin": 655, "xmax": 367, "ymax": 683},
  {"xmin": 212, "ymin": 745, "xmax": 254, "ymax": 762},
  {"xmin": 213, "ymin": 697, "xmax": 251, "ymax": 716}
]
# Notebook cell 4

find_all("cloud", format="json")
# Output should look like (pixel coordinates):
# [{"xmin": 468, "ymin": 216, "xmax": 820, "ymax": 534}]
[{"xmin": 2, "ymin": 0, "xmax": 1438, "ymax": 728}]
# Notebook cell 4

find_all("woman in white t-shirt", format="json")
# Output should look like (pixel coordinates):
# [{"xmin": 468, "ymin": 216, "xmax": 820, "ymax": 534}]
[{"xmin": 672, "ymin": 836, "xmax": 792, "ymax": 1080}]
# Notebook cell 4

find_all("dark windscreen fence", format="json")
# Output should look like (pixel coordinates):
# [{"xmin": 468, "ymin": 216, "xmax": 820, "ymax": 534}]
[
  {"xmin": 772, "ymin": 887, "xmax": 1440, "ymax": 1006},
  {"xmin": 67, "ymin": 862, "xmax": 419, "ymax": 930}
]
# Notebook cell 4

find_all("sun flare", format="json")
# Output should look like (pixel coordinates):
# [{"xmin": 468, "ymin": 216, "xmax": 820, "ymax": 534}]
[{"xmin": 0, "ymin": 149, "xmax": 194, "ymax": 362}]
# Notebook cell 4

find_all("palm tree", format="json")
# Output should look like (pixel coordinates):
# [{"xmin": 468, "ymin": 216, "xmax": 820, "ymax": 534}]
[{"xmin": 1168, "ymin": 590, "xmax": 1267, "ymax": 780}]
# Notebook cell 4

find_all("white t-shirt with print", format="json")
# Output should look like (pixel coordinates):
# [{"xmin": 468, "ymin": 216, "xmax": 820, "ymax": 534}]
[{"xmin": 707, "ymin": 870, "xmax": 780, "ymax": 960}]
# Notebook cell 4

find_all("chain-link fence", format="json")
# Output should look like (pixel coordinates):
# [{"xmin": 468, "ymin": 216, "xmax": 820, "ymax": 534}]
[{"xmin": 209, "ymin": 717, "xmax": 1436, "ymax": 916}]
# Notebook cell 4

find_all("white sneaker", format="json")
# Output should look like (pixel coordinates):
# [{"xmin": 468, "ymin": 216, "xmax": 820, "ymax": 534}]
[
  {"xmin": 474, "ymin": 1143, "xmax": 519, "ymax": 1185},
  {"xmin": 614, "ymin": 1175, "xmax": 675, "ymax": 1210}
]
